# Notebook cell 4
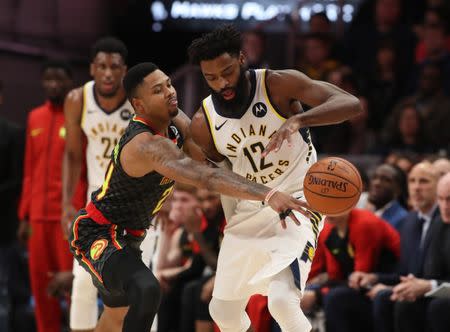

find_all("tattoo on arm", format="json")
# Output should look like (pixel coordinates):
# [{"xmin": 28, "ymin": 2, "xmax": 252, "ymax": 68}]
[{"xmin": 140, "ymin": 136, "xmax": 269, "ymax": 201}]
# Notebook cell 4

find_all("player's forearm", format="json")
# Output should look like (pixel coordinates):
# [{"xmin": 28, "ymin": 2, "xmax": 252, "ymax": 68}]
[
  {"xmin": 297, "ymin": 95, "xmax": 362, "ymax": 127},
  {"xmin": 62, "ymin": 150, "xmax": 82, "ymax": 206},
  {"xmin": 203, "ymin": 167, "xmax": 269, "ymax": 201}
]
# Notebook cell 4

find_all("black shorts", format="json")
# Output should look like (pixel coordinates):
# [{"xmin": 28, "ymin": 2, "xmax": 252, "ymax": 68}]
[{"xmin": 68, "ymin": 209, "xmax": 146, "ymax": 307}]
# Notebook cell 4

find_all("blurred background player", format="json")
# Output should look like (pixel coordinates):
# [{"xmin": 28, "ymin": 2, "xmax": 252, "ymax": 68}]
[
  {"xmin": 61, "ymin": 37, "xmax": 157, "ymax": 332},
  {"xmin": 17, "ymin": 59, "xmax": 74, "ymax": 332}
]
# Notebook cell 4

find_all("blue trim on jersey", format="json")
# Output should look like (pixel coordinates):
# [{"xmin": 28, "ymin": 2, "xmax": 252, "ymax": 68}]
[{"xmin": 289, "ymin": 259, "xmax": 301, "ymax": 290}]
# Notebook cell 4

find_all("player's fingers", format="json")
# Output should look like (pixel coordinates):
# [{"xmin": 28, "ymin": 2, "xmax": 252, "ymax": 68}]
[
  {"xmin": 262, "ymin": 135, "xmax": 280, "ymax": 157},
  {"xmin": 280, "ymin": 218, "xmax": 287, "ymax": 229},
  {"xmin": 289, "ymin": 212, "xmax": 301, "ymax": 226}
]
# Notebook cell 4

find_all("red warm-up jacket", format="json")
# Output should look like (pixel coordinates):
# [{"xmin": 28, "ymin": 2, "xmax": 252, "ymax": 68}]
[
  {"xmin": 18, "ymin": 101, "xmax": 66, "ymax": 222},
  {"xmin": 309, "ymin": 209, "xmax": 401, "ymax": 281}
]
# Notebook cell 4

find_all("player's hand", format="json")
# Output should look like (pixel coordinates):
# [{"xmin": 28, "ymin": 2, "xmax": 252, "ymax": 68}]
[
  {"xmin": 200, "ymin": 275, "xmax": 215, "ymax": 303},
  {"xmin": 267, "ymin": 192, "xmax": 311, "ymax": 229},
  {"xmin": 61, "ymin": 205, "xmax": 77, "ymax": 240},
  {"xmin": 17, "ymin": 220, "xmax": 30, "ymax": 246},
  {"xmin": 262, "ymin": 117, "xmax": 301, "ymax": 157},
  {"xmin": 47, "ymin": 271, "xmax": 73, "ymax": 297}
]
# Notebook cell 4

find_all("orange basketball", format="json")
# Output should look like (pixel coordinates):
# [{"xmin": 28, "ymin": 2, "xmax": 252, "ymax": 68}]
[{"xmin": 303, "ymin": 157, "xmax": 362, "ymax": 216}]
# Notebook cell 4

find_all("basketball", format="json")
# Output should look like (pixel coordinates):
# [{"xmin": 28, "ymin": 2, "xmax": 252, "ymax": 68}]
[{"xmin": 303, "ymin": 157, "xmax": 362, "ymax": 216}]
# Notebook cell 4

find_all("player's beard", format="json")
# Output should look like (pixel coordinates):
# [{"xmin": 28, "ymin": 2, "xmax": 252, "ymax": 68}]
[{"xmin": 210, "ymin": 67, "xmax": 248, "ymax": 114}]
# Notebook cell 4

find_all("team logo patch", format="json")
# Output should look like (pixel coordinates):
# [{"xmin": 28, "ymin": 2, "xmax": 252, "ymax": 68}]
[
  {"xmin": 300, "ymin": 241, "xmax": 315, "ymax": 263},
  {"xmin": 59, "ymin": 127, "xmax": 66, "ymax": 139},
  {"xmin": 252, "ymin": 102, "xmax": 267, "ymax": 118},
  {"xmin": 120, "ymin": 109, "xmax": 132, "ymax": 121},
  {"xmin": 90, "ymin": 239, "xmax": 108, "ymax": 261}
]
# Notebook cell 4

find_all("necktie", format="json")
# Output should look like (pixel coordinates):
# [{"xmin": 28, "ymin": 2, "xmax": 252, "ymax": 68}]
[{"xmin": 413, "ymin": 217, "xmax": 426, "ymax": 276}]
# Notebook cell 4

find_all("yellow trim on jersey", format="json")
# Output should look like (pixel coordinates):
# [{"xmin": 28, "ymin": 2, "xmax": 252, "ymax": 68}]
[
  {"xmin": 261, "ymin": 69, "xmax": 286, "ymax": 121},
  {"xmin": 80, "ymin": 84, "xmax": 88, "ymax": 127},
  {"xmin": 96, "ymin": 163, "xmax": 114, "ymax": 200},
  {"xmin": 202, "ymin": 99, "xmax": 220, "ymax": 152}
]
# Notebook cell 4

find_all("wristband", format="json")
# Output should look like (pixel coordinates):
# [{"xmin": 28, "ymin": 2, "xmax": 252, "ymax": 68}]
[{"xmin": 264, "ymin": 187, "xmax": 278, "ymax": 204}]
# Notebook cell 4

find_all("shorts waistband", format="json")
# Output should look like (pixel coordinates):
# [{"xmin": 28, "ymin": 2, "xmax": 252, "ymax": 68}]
[{"xmin": 85, "ymin": 202, "xmax": 146, "ymax": 237}]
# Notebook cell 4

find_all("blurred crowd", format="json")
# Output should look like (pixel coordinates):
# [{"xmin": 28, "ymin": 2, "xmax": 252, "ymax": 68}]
[{"xmin": 1, "ymin": 0, "xmax": 450, "ymax": 331}]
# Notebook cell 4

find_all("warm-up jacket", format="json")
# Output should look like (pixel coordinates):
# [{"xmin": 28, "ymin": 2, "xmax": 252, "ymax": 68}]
[{"xmin": 18, "ymin": 101, "xmax": 66, "ymax": 223}]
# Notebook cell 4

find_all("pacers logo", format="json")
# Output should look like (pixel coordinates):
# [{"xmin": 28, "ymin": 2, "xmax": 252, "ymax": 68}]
[{"xmin": 90, "ymin": 239, "xmax": 108, "ymax": 261}]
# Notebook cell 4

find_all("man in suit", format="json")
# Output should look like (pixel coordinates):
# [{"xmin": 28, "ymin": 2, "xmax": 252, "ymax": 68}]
[
  {"xmin": 368, "ymin": 163, "xmax": 408, "ymax": 231},
  {"xmin": 345, "ymin": 161, "xmax": 440, "ymax": 332},
  {"xmin": 390, "ymin": 172, "xmax": 450, "ymax": 332}
]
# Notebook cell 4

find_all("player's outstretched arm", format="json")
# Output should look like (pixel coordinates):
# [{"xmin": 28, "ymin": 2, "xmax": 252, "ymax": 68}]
[{"xmin": 121, "ymin": 133, "xmax": 310, "ymax": 225}]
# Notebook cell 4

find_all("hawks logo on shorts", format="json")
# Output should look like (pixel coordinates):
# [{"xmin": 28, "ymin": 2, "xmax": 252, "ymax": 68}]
[{"xmin": 90, "ymin": 239, "xmax": 108, "ymax": 261}]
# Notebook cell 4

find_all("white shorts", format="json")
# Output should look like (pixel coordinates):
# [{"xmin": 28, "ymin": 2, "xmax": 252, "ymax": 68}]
[
  {"xmin": 213, "ymin": 193, "xmax": 323, "ymax": 301},
  {"xmin": 70, "ymin": 228, "xmax": 159, "ymax": 330}
]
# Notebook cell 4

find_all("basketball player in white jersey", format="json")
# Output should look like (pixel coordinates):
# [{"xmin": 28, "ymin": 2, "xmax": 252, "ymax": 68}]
[
  {"xmin": 188, "ymin": 25, "xmax": 362, "ymax": 332},
  {"xmin": 61, "ymin": 37, "xmax": 155, "ymax": 332}
]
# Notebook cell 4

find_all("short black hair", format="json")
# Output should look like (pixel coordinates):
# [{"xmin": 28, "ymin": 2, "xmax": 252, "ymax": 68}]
[
  {"xmin": 188, "ymin": 24, "xmax": 241, "ymax": 65},
  {"xmin": 90, "ymin": 36, "xmax": 128, "ymax": 63},
  {"xmin": 311, "ymin": 12, "xmax": 330, "ymax": 23},
  {"xmin": 41, "ymin": 58, "xmax": 73, "ymax": 78},
  {"xmin": 123, "ymin": 62, "xmax": 159, "ymax": 100}
]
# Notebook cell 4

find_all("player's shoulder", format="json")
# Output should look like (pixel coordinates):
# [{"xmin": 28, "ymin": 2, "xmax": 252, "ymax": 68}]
[
  {"xmin": 265, "ymin": 69, "xmax": 306, "ymax": 90},
  {"xmin": 65, "ymin": 86, "xmax": 84, "ymax": 103}
]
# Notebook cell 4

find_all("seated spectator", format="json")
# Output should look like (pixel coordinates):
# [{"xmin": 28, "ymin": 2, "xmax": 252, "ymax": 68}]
[
  {"xmin": 156, "ymin": 184, "xmax": 206, "ymax": 332},
  {"xmin": 384, "ymin": 151, "xmax": 418, "ymax": 175},
  {"xmin": 388, "ymin": 172, "xmax": 450, "ymax": 332},
  {"xmin": 344, "ymin": 161, "xmax": 441, "ymax": 332},
  {"xmin": 367, "ymin": 163, "xmax": 409, "ymax": 230},
  {"xmin": 179, "ymin": 188, "xmax": 225, "ymax": 332},
  {"xmin": 432, "ymin": 157, "xmax": 450, "ymax": 178},
  {"xmin": 301, "ymin": 208, "xmax": 400, "ymax": 321}
]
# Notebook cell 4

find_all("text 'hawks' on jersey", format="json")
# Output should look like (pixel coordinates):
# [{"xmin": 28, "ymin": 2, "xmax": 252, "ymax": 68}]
[
  {"xmin": 202, "ymin": 69, "xmax": 317, "ymax": 193},
  {"xmin": 81, "ymin": 80, "xmax": 134, "ymax": 199},
  {"xmin": 90, "ymin": 116, "xmax": 183, "ymax": 230}
]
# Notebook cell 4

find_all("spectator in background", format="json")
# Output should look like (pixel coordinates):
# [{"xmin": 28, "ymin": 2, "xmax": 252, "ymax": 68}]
[
  {"xmin": 180, "ymin": 188, "xmax": 225, "ymax": 332},
  {"xmin": 0, "ymin": 81, "xmax": 31, "ymax": 332},
  {"xmin": 343, "ymin": 0, "xmax": 416, "ymax": 85},
  {"xmin": 380, "ymin": 100, "xmax": 432, "ymax": 155},
  {"xmin": 385, "ymin": 152, "xmax": 418, "ymax": 175},
  {"xmin": 367, "ymin": 164, "xmax": 409, "ymax": 230},
  {"xmin": 390, "ymin": 171, "xmax": 450, "ymax": 332},
  {"xmin": 156, "ymin": 184, "xmax": 209, "ymax": 332},
  {"xmin": 302, "ymin": 209, "xmax": 400, "ymax": 332},
  {"xmin": 349, "ymin": 161, "xmax": 440, "ymax": 332},
  {"xmin": 365, "ymin": 41, "xmax": 405, "ymax": 130},
  {"xmin": 315, "ymin": 67, "xmax": 375, "ymax": 154},
  {"xmin": 241, "ymin": 29, "xmax": 269, "ymax": 69},
  {"xmin": 17, "ymin": 60, "xmax": 74, "ymax": 332},
  {"xmin": 415, "ymin": 6, "xmax": 450, "ymax": 63},
  {"xmin": 309, "ymin": 12, "xmax": 332, "ymax": 34},
  {"xmin": 414, "ymin": 6, "xmax": 450, "ymax": 95},
  {"xmin": 411, "ymin": 63, "xmax": 450, "ymax": 151},
  {"xmin": 432, "ymin": 158, "xmax": 450, "ymax": 178},
  {"xmin": 298, "ymin": 33, "xmax": 340, "ymax": 81}
]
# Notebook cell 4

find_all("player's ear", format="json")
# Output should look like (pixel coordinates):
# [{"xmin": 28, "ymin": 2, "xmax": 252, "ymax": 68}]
[
  {"xmin": 239, "ymin": 51, "xmax": 245, "ymax": 65},
  {"xmin": 131, "ymin": 98, "xmax": 143, "ymax": 113}
]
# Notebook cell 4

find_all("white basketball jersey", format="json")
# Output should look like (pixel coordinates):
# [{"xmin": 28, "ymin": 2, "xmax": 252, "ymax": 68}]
[
  {"xmin": 81, "ymin": 81, "xmax": 133, "ymax": 200},
  {"xmin": 202, "ymin": 69, "xmax": 317, "ymax": 194}
]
